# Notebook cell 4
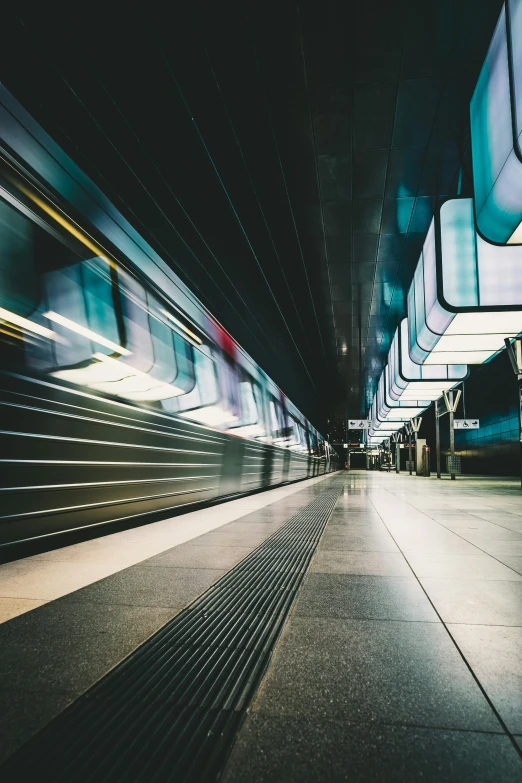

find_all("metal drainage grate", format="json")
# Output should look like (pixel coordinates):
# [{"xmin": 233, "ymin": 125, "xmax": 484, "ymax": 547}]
[{"xmin": 1, "ymin": 486, "xmax": 341, "ymax": 782}]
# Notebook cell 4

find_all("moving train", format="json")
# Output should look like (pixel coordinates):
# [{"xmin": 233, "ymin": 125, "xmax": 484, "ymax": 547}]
[{"xmin": 0, "ymin": 86, "xmax": 338, "ymax": 551}]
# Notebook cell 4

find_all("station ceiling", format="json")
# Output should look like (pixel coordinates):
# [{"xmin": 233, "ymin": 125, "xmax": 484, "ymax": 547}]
[{"xmin": 4, "ymin": 1, "xmax": 503, "ymax": 429}]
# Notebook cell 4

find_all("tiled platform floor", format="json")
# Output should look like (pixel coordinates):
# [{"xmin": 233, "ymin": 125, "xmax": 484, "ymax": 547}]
[
  {"xmin": 2, "ymin": 469, "xmax": 522, "ymax": 779},
  {"xmin": 0, "ymin": 473, "xmax": 337, "ymax": 765},
  {"xmin": 223, "ymin": 471, "xmax": 522, "ymax": 781},
  {"xmin": 0, "ymin": 472, "xmax": 333, "ymax": 624}
]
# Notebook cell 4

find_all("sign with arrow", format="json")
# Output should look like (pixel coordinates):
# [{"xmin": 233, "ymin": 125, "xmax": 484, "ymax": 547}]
[
  {"xmin": 348, "ymin": 420, "xmax": 370, "ymax": 429},
  {"xmin": 453, "ymin": 419, "xmax": 480, "ymax": 429}
]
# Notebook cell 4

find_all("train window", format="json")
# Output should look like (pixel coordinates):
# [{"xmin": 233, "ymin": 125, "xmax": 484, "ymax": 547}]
[
  {"xmin": 297, "ymin": 422, "xmax": 308, "ymax": 453},
  {"xmin": 302, "ymin": 424, "xmax": 312, "ymax": 454},
  {"xmin": 147, "ymin": 293, "xmax": 195, "ymax": 396},
  {"xmin": 219, "ymin": 358, "xmax": 241, "ymax": 422},
  {"xmin": 0, "ymin": 169, "xmax": 333, "ymax": 456},
  {"xmin": 0, "ymin": 198, "xmax": 39, "ymax": 318},
  {"xmin": 118, "ymin": 271, "xmax": 154, "ymax": 374},
  {"xmin": 175, "ymin": 348, "xmax": 236, "ymax": 425},
  {"xmin": 239, "ymin": 380, "xmax": 257, "ymax": 425},
  {"xmin": 270, "ymin": 397, "xmax": 286, "ymax": 442},
  {"xmin": 229, "ymin": 375, "xmax": 266, "ymax": 437},
  {"xmin": 44, "ymin": 264, "xmax": 93, "ymax": 368},
  {"xmin": 46, "ymin": 259, "xmax": 195, "ymax": 402},
  {"xmin": 82, "ymin": 260, "xmax": 121, "ymax": 356},
  {"xmin": 172, "ymin": 331, "xmax": 195, "ymax": 393},
  {"xmin": 287, "ymin": 416, "xmax": 308, "ymax": 451},
  {"xmin": 287, "ymin": 416, "xmax": 299, "ymax": 448}
]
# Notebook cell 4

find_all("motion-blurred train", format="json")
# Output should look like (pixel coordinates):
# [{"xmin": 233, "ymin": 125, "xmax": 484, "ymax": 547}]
[{"xmin": 0, "ymin": 86, "xmax": 338, "ymax": 551}]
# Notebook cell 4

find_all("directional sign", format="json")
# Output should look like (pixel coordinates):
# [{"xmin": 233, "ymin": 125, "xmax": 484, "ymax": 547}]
[
  {"xmin": 453, "ymin": 419, "xmax": 480, "ymax": 429},
  {"xmin": 348, "ymin": 420, "xmax": 370, "ymax": 429}
]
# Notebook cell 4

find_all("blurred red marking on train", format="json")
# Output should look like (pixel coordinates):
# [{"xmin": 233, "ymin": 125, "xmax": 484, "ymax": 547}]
[{"xmin": 219, "ymin": 329, "xmax": 236, "ymax": 359}]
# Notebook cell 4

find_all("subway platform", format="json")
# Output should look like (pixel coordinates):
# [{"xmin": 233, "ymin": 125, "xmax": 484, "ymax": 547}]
[{"xmin": 0, "ymin": 470, "xmax": 521, "ymax": 781}]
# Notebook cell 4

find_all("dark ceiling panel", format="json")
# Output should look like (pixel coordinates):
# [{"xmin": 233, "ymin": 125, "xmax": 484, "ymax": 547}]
[
  {"xmin": 326, "ymin": 236, "xmax": 352, "ymax": 265},
  {"xmin": 317, "ymin": 154, "xmax": 352, "ymax": 201},
  {"xmin": 3, "ymin": 0, "xmax": 505, "ymax": 427},
  {"xmin": 311, "ymin": 88, "xmax": 352, "ymax": 153},
  {"xmin": 385, "ymin": 147, "xmax": 427, "ymax": 198},
  {"xmin": 354, "ymin": 84, "xmax": 396, "ymax": 151},
  {"xmin": 323, "ymin": 203, "xmax": 352, "ymax": 237},
  {"xmin": 353, "ymin": 234, "xmax": 379, "ymax": 266},
  {"xmin": 381, "ymin": 198, "xmax": 415, "ymax": 233},
  {"xmin": 353, "ymin": 199, "xmax": 383, "ymax": 234},
  {"xmin": 392, "ymin": 79, "xmax": 442, "ymax": 148},
  {"xmin": 353, "ymin": 150, "xmax": 388, "ymax": 198}
]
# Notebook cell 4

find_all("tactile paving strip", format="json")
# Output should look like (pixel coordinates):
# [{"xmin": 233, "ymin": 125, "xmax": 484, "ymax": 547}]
[{"xmin": 1, "ymin": 486, "xmax": 342, "ymax": 782}]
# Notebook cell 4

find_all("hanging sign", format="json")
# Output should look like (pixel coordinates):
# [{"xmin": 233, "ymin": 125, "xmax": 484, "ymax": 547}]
[
  {"xmin": 453, "ymin": 419, "xmax": 480, "ymax": 429},
  {"xmin": 348, "ymin": 420, "xmax": 370, "ymax": 429}
]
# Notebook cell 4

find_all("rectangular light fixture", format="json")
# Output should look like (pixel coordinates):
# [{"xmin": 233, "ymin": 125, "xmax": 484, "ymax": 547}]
[
  {"xmin": 388, "ymin": 319, "xmax": 467, "ymax": 401},
  {"xmin": 471, "ymin": 0, "xmax": 522, "ymax": 244},
  {"xmin": 408, "ymin": 198, "xmax": 522, "ymax": 365}
]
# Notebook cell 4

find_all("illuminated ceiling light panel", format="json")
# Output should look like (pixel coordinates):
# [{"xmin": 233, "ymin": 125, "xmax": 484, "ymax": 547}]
[
  {"xmin": 368, "ymin": 431, "xmax": 396, "ymax": 440},
  {"xmin": 408, "ymin": 199, "xmax": 522, "ymax": 365},
  {"xmin": 52, "ymin": 353, "xmax": 184, "ymax": 401},
  {"xmin": 375, "ymin": 369, "xmax": 429, "ymax": 422},
  {"xmin": 368, "ymin": 367, "xmax": 430, "ymax": 439},
  {"xmin": 388, "ymin": 319, "xmax": 467, "ymax": 402},
  {"xmin": 471, "ymin": 0, "xmax": 522, "ymax": 243}
]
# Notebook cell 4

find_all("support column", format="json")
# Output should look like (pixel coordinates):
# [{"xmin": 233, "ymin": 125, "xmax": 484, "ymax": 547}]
[
  {"xmin": 406, "ymin": 424, "xmax": 413, "ymax": 476},
  {"xmin": 504, "ymin": 338, "xmax": 522, "ymax": 490},
  {"xmin": 411, "ymin": 417, "xmax": 423, "ymax": 476},
  {"xmin": 443, "ymin": 389, "xmax": 461, "ymax": 481},
  {"xmin": 435, "ymin": 408, "xmax": 440, "ymax": 478},
  {"xmin": 448, "ymin": 396, "xmax": 456, "ymax": 480},
  {"xmin": 392, "ymin": 431, "xmax": 401, "ymax": 474}
]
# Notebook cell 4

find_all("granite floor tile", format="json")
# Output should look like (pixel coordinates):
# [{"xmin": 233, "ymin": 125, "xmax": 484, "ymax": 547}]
[
  {"xmin": 140, "ymin": 544, "xmax": 252, "ymax": 570},
  {"xmin": 56, "ymin": 565, "xmax": 226, "ymax": 608},
  {"xmin": 475, "ymin": 540, "xmax": 522, "ymax": 556},
  {"xmin": 0, "ymin": 689, "xmax": 77, "ymax": 766},
  {"xmin": 187, "ymin": 531, "xmax": 270, "ymax": 548},
  {"xmin": 395, "ymin": 536, "xmax": 479, "ymax": 555},
  {"xmin": 318, "ymin": 533, "xmax": 399, "ymax": 552},
  {"xmin": 310, "ymin": 550, "xmax": 412, "ymax": 576},
  {"xmin": 219, "ymin": 521, "xmax": 284, "ymax": 534},
  {"xmin": 251, "ymin": 616, "xmax": 500, "ymax": 731},
  {"xmin": 0, "ymin": 560, "xmax": 116, "ymax": 601},
  {"xmin": 0, "ymin": 598, "xmax": 47, "ymax": 624},
  {"xmin": 420, "ymin": 578, "xmax": 522, "ymax": 626},
  {"xmin": 223, "ymin": 715, "xmax": 522, "ymax": 783},
  {"xmin": 448, "ymin": 624, "xmax": 522, "ymax": 734},
  {"xmin": 326, "ymin": 522, "xmax": 390, "ymax": 536},
  {"xmin": 0, "ymin": 601, "xmax": 174, "ymax": 694},
  {"xmin": 406, "ymin": 553, "xmax": 522, "ymax": 581},
  {"xmin": 459, "ymin": 530, "xmax": 522, "ymax": 546},
  {"xmin": 495, "ymin": 556, "xmax": 522, "ymax": 575},
  {"xmin": 295, "ymin": 574, "xmax": 438, "ymax": 622},
  {"xmin": 328, "ymin": 515, "xmax": 388, "ymax": 528}
]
